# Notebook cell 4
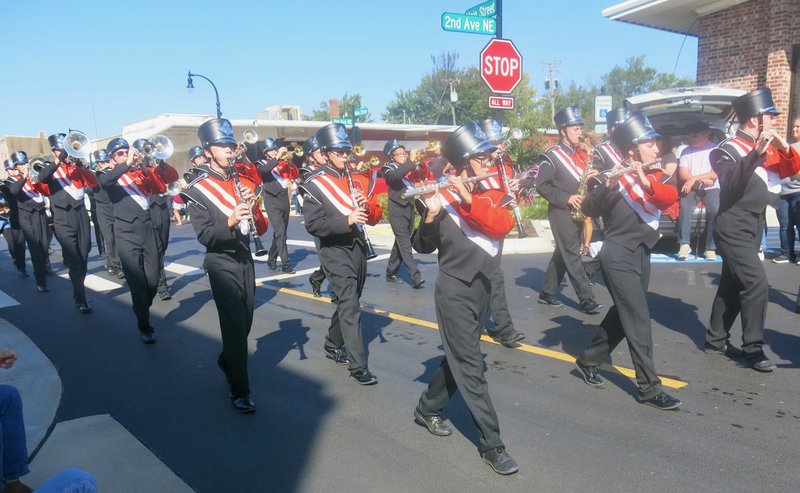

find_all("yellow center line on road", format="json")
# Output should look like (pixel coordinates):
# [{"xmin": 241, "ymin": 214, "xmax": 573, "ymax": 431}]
[{"xmin": 268, "ymin": 286, "xmax": 688, "ymax": 390}]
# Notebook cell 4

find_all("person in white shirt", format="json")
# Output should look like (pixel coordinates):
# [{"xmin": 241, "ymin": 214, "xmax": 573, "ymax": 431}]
[{"xmin": 677, "ymin": 121, "xmax": 719, "ymax": 261}]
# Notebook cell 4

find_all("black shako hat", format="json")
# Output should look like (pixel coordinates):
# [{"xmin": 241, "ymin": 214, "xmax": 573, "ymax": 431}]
[
  {"xmin": 302, "ymin": 136, "xmax": 320, "ymax": 156},
  {"xmin": 442, "ymin": 121, "xmax": 496, "ymax": 170},
  {"xmin": 316, "ymin": 123, "xmax": 352, "ymax": 150},
  {"xmin": 383, "ymin": 139, "xmax": 403, "ymax": 157},
  {"xmin": 478, "ymin": 118, "xmax": 504, "ymax": 143},
  {"xmin": 48, "ymin": 133, "xmax": 66, "ymax": 151},
  {"xmin": 605, "ymin": 107, "xmax": 628, "ymax": 129},
  {"xmin": 106, "ymin": 138, "xmax": 129, "ymax": 155},
  {"xmin": 554, "ymin": 106, "xmax": 584, "ymax": 129},
  {"xmin": 732, "ymin": 87, "xmax": 779, "ymax": 123},
  {"xmin": 92, "ymin": 149, "xmax": 110, "ymax": 163},
  {"xmin": 11, "ymin": 151, "xmax": 29, "ymax": 166},
  {"xmin": 3, "ymin": 159, "xmax": 14, "ymax": 171},
  {"xmin": 611, "ymin": 113, "xmax": 660, "ymax": 152},
  {"xmin": 198, "ymin": 118, "xmax": 237, "ymax": 148},
  {"xmin": 188, "ymin": 146, "xmax": 204, "ymax": 161}
]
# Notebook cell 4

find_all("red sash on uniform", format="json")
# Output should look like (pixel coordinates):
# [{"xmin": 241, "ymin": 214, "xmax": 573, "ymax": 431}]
[
  {"xmin": 53, "ymin": 162, "xmax": 97, "ymax": 201},
  {"xmin": 725, "ymin": 136, "xmax": 794, "ymax": 193},
  {"xmin": 549, "ymin": 147, "xmax": 585, "ymax": 182},
  {"xmin": 438, "ymin": 188, "xmax": 513, "ymax": 256},
  {"xmin": 597, "ymin": 142, "xmax": 624, "ymax": 168},
  {"xmin": 308, "ymin": 171, "xmax": 382, "ymax": 224},
  {"xmin": 22, "ymin": 179, "xmax": 46, "ymax": 203},
  {"xmin": 618, "ymin": 174, "xmax": 662, "ymax": 230},
  {"xmin": 192, "ymin": 174, "xmax": 268, "ymax": 236}
]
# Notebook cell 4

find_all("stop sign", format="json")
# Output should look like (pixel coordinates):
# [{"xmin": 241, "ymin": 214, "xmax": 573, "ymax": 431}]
[{"xmin": 480, "ymin": 39, "xmax": 523, "ymax": 94}]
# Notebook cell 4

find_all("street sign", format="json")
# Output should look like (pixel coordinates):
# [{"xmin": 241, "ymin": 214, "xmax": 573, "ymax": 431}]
[
  {"xmin": 594, "ymin": 95, "xmax": 613, "ymax": 123},
  {"xmin": 333, "ymin": 117, "xmax": 353, "ymax": 126},
  {"xmin": 465, "ymin": 0, "xmax": 496, "ymax": 17},
  {"xmin": 354, "ymin": 107, "xmax": 369, "ymax": 118},
  {"xmin": 488, "ymin": 96, "xmax": 515, "ymax": 109},
  {"xmin": 480, "ymin": 39, "xmax": 523, "ymax": 94},
  {"xmin": 441, "ymin": 12, "xmax": 496, "ymax": 35}
]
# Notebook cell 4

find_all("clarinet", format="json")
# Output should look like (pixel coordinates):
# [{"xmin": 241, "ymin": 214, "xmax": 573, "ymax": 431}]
[
  {"xmin": 228, "ymin": 159, "xmax": 268, "ymax": 257},
  {"xmin": 496, "ymin": 156, "xmax": 528, "ymax": 238},
  {"xmin": 343, "ymin": 164, "xmax": 378, "ymax": 260}
]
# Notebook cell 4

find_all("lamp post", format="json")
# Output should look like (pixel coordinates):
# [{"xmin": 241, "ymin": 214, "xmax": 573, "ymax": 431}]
[{"xmin": 186, "ymin": 70, "xmax": 222, "ymax": 118}]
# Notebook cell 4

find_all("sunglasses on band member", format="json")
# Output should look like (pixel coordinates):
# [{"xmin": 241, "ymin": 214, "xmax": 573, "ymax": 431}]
[{"xmin": 114, "ymin": 150, "xmax": 128, "ymax": 157}]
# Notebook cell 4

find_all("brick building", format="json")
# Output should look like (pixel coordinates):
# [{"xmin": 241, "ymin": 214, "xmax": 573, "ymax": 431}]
[{"xmin": 603, "ymin": 0, "xmax": 800, "ymax": 135}]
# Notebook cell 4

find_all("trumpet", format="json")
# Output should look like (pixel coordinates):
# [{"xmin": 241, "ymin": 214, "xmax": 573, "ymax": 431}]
[
  {"xmin": 354, "ymin": 156, "xmax": 381, "ymax": 173},
  {"xmin": 410, "ymin": 140, "xmax": 442, "ymax": 163},
  {"xmin": 353, "ymin": 144, "xmax": 367, "ymax": 157},
  {"xmin": 278, "ymin": 145, "xmax": 304, "ymax": 161},
  {"xmin": 401, "ymin": 172, "xmax": 498, "ymax": 199}
]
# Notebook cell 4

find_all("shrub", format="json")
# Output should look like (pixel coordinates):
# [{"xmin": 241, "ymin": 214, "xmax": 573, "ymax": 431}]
[{"xmin": 521, "ymin": 198, "xmax": 549, "ymax": 220}]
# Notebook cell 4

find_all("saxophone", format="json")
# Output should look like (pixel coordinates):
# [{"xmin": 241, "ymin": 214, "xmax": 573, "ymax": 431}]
[{"xmin": 571, "ymin": 148, "xmax": 596, "ymax": 222}]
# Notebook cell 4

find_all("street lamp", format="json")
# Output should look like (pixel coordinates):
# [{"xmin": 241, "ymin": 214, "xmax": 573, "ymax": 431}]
[{"xmin": 186, "ymin": 70, "xmax": 222, "ymax": 119}]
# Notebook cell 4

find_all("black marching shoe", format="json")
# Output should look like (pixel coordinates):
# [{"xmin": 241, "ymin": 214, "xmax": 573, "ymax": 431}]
[
  {"xmin": 267, "ymin": 260, "xmax": 279, "ymax": 271},
  {"xmin": 230, "ymin": 395, "xmax": 256, "ymax": 413},
  {"xmin": 703, "ymin": 341, "xmax": 742, "ymax": 357},
  {"xmin": 309, "ymin": 276, "xmax": 322, "ymax": 297},
  {"xmin": 413, "ymin": 408, "xmax": 452, "ymax": 436},
  {"xmin": 330, "ymin": 295, "xmax": 338, "ymax": 304},
  {"xmin": 75, "ymin": 302, "xmax": 93, "ymax": 314},
  {"xmin": 411, "ymin": 276, "xmax": 426, "ymax": 289},
  {"xmin": 140, "ymin": 331, "xmax": 156, "ymax": 344},
  {"xmin": 386, "ymin": 273, "xmax": 403, "ymax": 284},
  {"xmin": 36, "ymin": 284, "xmax": 49, "ymax": 293},
  {"xmin": 638, "ymin": 392, "xmax": 681, "ymax": 410},
  {"xmin": 537, "ymin": 293, "xmax": 563, "ymax": 306},
  {"xmin": 350, "ymin": 369, "xmax": 378, "ymax": 385},
  {"xmin": 158, "ymin": 289, "xmax": 172, "ymax": 301},
  {"xmin": 324, "ymin": 346, "xmax": 351, "ymax": 365},
  {"xmin": 46, "ymin": 266, "xmax": 56, "ymax": 276},
  {"xmin": 281, "ymin": 264, "xmax": 296, "ymax": 274},
  {"xmin": 746, "ymin": 354, "xmax": 776, "ymax": 372},
  {"xmin": 17, "ymin": 269, "xmax": 29, "ymax": 278},
  {"xmin": 575, "ymin": 360, "xmax": 604, "ymax": 387},
  {"xmin": 480, "ymin": 447, "xmax": 519, "ymax": 475},
  {"xmin": 579, "ymin": 299, "xmax": 603, "ymax": 314},
  {"xmin": 492, "ymin": 330, "xmax": 526, "ymax": 348}
]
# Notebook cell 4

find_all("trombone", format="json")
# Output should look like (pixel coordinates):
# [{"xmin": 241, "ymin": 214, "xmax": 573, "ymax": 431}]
[{"xmin": 279, "ymin": 145, "xmax": 304, "ymax": 161}]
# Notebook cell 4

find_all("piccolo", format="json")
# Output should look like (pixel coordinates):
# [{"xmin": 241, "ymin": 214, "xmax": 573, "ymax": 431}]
[{"xmin": 401, "ymin": 172, "xmax": 498, "ymax": 199}]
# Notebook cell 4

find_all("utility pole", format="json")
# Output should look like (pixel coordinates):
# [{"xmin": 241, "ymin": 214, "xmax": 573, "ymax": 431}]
[
  {"xmin": 543, "ymin": 60, "xmax": 561, "ymax": 122},
  {"xmin": 449, "ymin": 79, "xmax": 458, "ymax": 126}
]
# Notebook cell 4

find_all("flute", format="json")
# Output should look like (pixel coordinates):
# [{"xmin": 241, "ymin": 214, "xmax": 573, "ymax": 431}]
[{"xmin": 401, "ymin": 172, "xmax": 499, "ymax": 199}]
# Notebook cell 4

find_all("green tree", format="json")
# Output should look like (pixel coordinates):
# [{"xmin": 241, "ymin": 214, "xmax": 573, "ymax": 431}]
[
  {"xmin": 601, "ymin": 55, "xmax": 695, "ymax": 108},
  {"xmin": 305, "ymin": 93, "xmax": 373, "ymax": 122}
]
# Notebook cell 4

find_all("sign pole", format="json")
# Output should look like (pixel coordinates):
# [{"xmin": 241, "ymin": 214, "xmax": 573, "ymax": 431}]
[{"xmin": 494, "ymin": 0, "xmax": 503, "ymax": 124}]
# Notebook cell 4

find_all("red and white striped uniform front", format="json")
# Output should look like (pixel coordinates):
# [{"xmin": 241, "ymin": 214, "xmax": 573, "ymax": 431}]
[
  {"xmin": 306, "ymin": 173, "xmax": 356, "ymax": 217},
  {"xmin": 725, "ymin": 136, "xmax": 782, "ymax": 193},
  {"xmin": 52, "ymin": 164, "xmax": 86, "ymax": 201},
  {"xmin": 617, "ymin": 174, "xmax": 662, "ymax": 230}
]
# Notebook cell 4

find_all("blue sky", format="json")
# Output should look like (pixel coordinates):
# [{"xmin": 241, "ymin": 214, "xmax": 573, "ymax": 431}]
[{"xmin": 0, "ymin": 1, "xmax": 697, "ymax": 138}]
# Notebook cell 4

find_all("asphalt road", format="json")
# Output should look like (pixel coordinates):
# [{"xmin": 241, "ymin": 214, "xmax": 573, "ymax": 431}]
[{"xmin": 2, "ymin": 216, "xmax": 799, "ymax": 493}]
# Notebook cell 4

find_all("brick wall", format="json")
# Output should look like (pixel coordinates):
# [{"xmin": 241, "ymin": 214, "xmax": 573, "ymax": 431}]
[{"xmin": 697, "ymin": 0, "xmax": 800, "ymax": 133}]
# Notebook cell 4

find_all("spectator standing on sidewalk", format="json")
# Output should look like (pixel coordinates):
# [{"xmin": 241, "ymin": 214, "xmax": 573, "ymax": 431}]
[
  {"xmin": 676, "ymin": 121, "xmax": 720, "ymax": 261},
  {"xmin": 773, "ymin": 116, "xmax": 800, "ymax": 264}
]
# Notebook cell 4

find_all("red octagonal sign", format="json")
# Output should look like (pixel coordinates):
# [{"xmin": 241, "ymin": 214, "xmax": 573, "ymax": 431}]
[{"xmin": 480, "ymin": 39, "xmax": 523, "ymax": 94}]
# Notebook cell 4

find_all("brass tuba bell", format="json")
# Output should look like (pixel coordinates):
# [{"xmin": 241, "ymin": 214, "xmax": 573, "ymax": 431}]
[{"xmin": 64, "ymin": 131, "xmax": 92, "ymax": 160}]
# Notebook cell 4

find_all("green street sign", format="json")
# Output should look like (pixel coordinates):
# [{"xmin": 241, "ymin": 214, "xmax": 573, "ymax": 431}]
[
  {"xmin": 354, "ymin": 107, "xmax": 369, "ymax": 118},
  {"xmin": 441, "ymin": 12, "xmax": 496, "ymax": 35},
  {"xmin": 465, "ymin": 0, "xmax": 496, "ymax": 17},
  {"xmin": 333, "ymin": 117, "xmax": 353, "ymax": 126}
]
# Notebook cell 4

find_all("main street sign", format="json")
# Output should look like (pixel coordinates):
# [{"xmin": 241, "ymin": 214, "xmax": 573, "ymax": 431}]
[
  {"xmin": 480, "ymin": 39, "xmax": 523, "ymax": 94},
  {"xmin": 465, "ymin": 0, "xmax": 497, "ymax": 17},
  {"xmin": 333, "ymin": 117, "xmax": 353, "ymax": 126},
  {"xmin": 354, "ymin": 107, "xmax": 369, "ymax": 118},
  {"xmin": 441, "ymin": 12, "xmax": 496, "ymax": 35}
]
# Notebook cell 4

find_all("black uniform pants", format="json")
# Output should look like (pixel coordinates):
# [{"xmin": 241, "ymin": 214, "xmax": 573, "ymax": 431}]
[
  {"xmin": 52, "ymin": 205, "xmax": 90, "ymax": 304},
  {"xmin": 264, "ymin": 191, "xmax": 290, "ymax": 265},
  {"xmin": 206, "ymin": 249, "xmax": 255, "ymax": 397},
  {"xmin": 386, "ymin": 202, "xmax": 420, "ymax": 279},
  {"xmin": 485, "ymin": 265, "xmax": 515, "ymax": 338},
  {"xmin": 150, "ymin": 201, "xmax": 171, "ymax": 291},
  {"xmin": 89, "ymin": 197, "xmax": 104, "ymax": 256},
  {"xmin": 579, "ymin": 241, "xmax": 662, "ymax": 399},
  {"xmin": 6, "ymin": 228, "xmax": 25, "ymax": 272},
  {"xmin": 418, "ymin": 271, "xmax": 504, "ymax": 453},
  {"xmin": 95, "ymin": 203, "xmax": 120, "ymax": 271},
  {"xmin": 542, "ymin": 208, "xmax": 594, "ymax": 302},
  {"xmin": 310, "ymin": 236, "xmax": 326, "ymax": 285},
  {"xmin": 707, "ymin": 211, "xmax": 768, "ymax": 357},
  {"xmin": 320, "ymin": 242, "xmax": 369, "ymax": 372},
  {"xmin": 19, "ymin": 209, "xmax": 49, "ymax": 286},
  {"xmin": 116, "ymin": 216, "xmax": 160, "ymax": 331}
]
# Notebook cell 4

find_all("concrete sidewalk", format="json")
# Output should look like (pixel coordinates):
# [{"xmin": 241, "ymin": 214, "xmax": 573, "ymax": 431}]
[{"xmin": 1, "ymin": 319, "xmax": 194, "ymax": 492}]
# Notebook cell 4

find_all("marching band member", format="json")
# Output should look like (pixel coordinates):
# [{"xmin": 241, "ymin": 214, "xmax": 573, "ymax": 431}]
[
  {"xmin": 182, "ymin": 118, "xmax": 267, "ymax": 413},
  {"xmin": 474, "ymin": 119, "xmax": 525, "ymax": 348},
  {"xmin": 184, "ymin": 146, "xmax": 208, "ymax": 183},
  {"xmin": 6, "ymin": 152, "xmax": 50, "ymax": 292},
  {"xmin": 412, "ymin": 121, "xmax": 519, "ymax": 475},
  {"xmin": 593, "ymin": 107, "xmax": 627, "ymax": 172},
  {"xmin": 91, "ymin": 150, "xmax": 123, "ymax": 279},
  {"xmin": 99, "ymin": 138, "xmax": 165, "ymax": 344},
  {"xmin": 535, "ymin": 108, "xmax": 602, "ymax": 314},
  {"xmin": 37, "ymin": 133, "xmax": 98, "ymax": 314},
  {"xmin": 382, "ymin": 138, "xmax": 425, "ymax": 288},
  {"xmin": 574, "ymin": 113, "xmax": 681, "ymax": 410},
  {"xmin": 301, "ymin": 136, "xmax": 332, "ymax": 299},
  {"xmin": 705, "ymin": 88, "xmax": 800, "ymax": 371},
  {"xmin": 257, "ymin": 138, "xmax": 298, "ymax": 274},
  {"xmin": 134, "ymin": 141, "xmax": 179, "ymax": 301},
  {"xmin": 301, "ymin": 123, "xmax": 382, "ymax": 385},
  {"xmin": 0, "ymin": 160, "xmax": 27, "ymax": 278}
]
